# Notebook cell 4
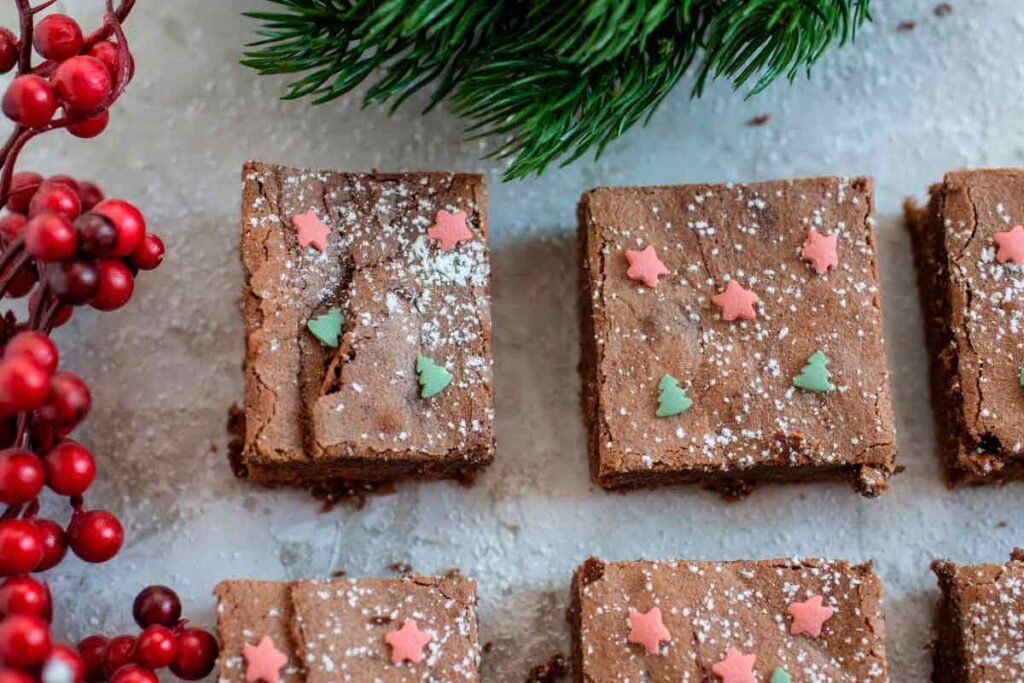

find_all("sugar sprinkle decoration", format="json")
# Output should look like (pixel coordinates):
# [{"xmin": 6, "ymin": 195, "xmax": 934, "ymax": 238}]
[
  {"xmin": 625, "ymin": 245, "xmax": 669, "ymax": 288},
  {"xmin": 793, "ymin": 350, "xmax": 835, "ymax": 393},
  {"xmin": 627, "ymin": 606, "xmax": 671, "ymax": 655},
  {"xmin": 306, "ymin": 307, "xmax": 345, "ymax": 348},
  {"xmin": 770, "ymin": 669, "xmax": 792, "ymax": 683},
  {"xmin": 291, "ymin": 209, "xmax": 330, "ymax": 252},
  {"xmin": 711, "ymin": 280, "xmax": 759, "ymax": 321},
  {"xmin": 416, "ymin": 355, "xmax": 453, "ymax": 398},
  {"xmin": 788, "ymin": 594, "xmax": 836, "ymax": 637},
  {"xmin": 242, "ymin": 636, "xmax": 288, "ymax": 683},
  {"xmin": 385, "ymin": 618, "xmax": 433, "ymax": 664},
  {"xmin": 711, "ymin": 647, "xmax": 756, "ymax": 683},
  {"xmin": 427, "ymin": 209, "xmax": 474, "ymax": 251},
  {"xmin": 801, "ymin": 228, "xmax": 839, "ymax": 274},
  {"xmin": 656, "ymin": 373, "xmax": 692, "ymax": 417}
]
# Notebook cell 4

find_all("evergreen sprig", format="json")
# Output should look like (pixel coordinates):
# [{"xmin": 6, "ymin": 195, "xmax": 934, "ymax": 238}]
[{"xmin": 242, "ymin": 0, "xmax": 871, "ymax": 180}]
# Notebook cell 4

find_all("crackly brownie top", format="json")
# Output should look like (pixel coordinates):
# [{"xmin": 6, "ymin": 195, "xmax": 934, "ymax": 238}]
[
  {"xmin": 932, "ymin": 169, "xmax": 1024, "ymax": 457},
  {"xmin": 580, "ymin": 176, "xmax": 896, "ymax": 478},
  {"xmin": 241, "ymin": 162, "xmax": 494, "ymax": 465},
  {"xmin": 574, "ymin": 557, "xmax": 887, "ymax": 681},
  {"xmin": 215, "ymin": 575, "xmax": 480, "ymax": 682},
  {"xmin": 934, "ymin": 552, "xmax": 1024, "ymax": 681}
]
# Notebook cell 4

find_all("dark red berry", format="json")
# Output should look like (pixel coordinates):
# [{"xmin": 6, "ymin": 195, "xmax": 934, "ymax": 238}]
[
  {"xmin": 0, "ymin": 668, "xmax": 34, "ymax": 683},
  {"xmin": 29, "ymin": 182, "xmax": 80, "ymax": 220},
  {"xmin": 6, "ymin": 331, "xmax": 59, "ymax": 374},
  {"xmin": 0, "ymin": 614, "xmax": 50, "ymax": 668},
  {"xmin": 51, "ymin": 304, "xmax": 73, "ymax": 328},
  {"xmin": 135, "ymin": 625, "xmax": 177, "ymax": 669},
  {"xmin": 25, "ymin": 213, "xmax": 77, "ymax": 261},
  {"xmin": 90, "ymin": 259, "xmax": 133, "ymax": 311},
  {"xmin": 45, "ymin": 175, "xmax": 79, "ymax": 194},
  {"xmin": 132, "ymin": 234, "xmax": 164, "ymax": 271},
  {"xmin": 102, "ymin": 635, "xmax": 136, "ymax": 677},
  {"xmin": 132, "ymin": 586, "xmax": 181, "ymax": 628},
  {"xmin": 0, "ymin": 214, "xmax": 26, "ymax": 241},
  {"xmin": 36, "ymin": 370, "xmax": 91, "ymax": 428},
  {"xmin": 43, "ymin": 643, "xmax": 85, "ymax": 683},
  {"xmin": 32, "ymin": 519, "xmax": 66, "ymax": 573},
  {"xmin": 48, "ymin": 260, "xmax": 98, "ymax": 305},
  {"xmin": 93, "ymin": 199, "xmax": 144, "ymax": 258},
  {"xmin": 67, "ymin": 509, "xmax": 122, "ymax": 563},
  {"xmin": 0, "ymin": 520, "xmax": 42, "ymax": 575},
  {"xmin": 55, "ymin": 56, "xmax": 112, "ymax": 112},
  {"xmin": 5, "ymin": 172, "xmax": 42, "ymax": 214},
  {"xmin": 169, "ymin": 629, "xmax": 218, "ymax": 681},
  {"xmin": 0, "ymin": 356, "xmax": 51, "ymax": 415},
  {"xmin": 74, "ymin": 213, "xmax": 117, "ymax": 259},
  {"xmin": 0, "ymin": 576, "xmax": 51, "ymax": 620},
  {"xmin": 0, "ymin": 449, "xmax": 44, "ymax": 504},
  {"xmin": 33, "ymin": 15, "xmax": 83, "ymax": 62},
  {"xmin": 0, "ymin": 29, "xmax": 17, "ymax": 75},
  {"xmin": 67, "ymin": 109, "xmax": 109, "ymax": 139},
  {"xmin": 2, "ymin": 262, "xmax": 35, "ymax": 298},
  {"xmin": 77, "ymin": 182, "xmax": 103, "ymax": 212},
  {"xmin": 2, "ymin": 76, "xmax": 57, "ymax": 127},
  {"xmin": 76, "ymin": 634, "xmax": 108, "ymax": 682},
  {"xmin": 43, "ymin": 441, "xmax": 95, "ymax": 496},
  {"xmin": 110, "ymin": 665, "xmax": 157, "ymax": 683}
]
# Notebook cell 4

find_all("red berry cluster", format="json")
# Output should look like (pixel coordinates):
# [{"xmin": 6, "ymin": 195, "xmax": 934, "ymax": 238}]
[{"xmin": 75, "ymin": 586, "xmax": 218, "ymax": 683}]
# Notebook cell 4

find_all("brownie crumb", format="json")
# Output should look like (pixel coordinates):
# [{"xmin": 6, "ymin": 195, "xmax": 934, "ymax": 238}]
[
  {"xmin": 897, "ymin": 20, "xmax": 916, "ymax": 32},
  {"xmin": 310, "ymin": 479, "xmax": 395, "ymax": 512},
  {"xmin": 525, "ymin": 654, "xmax": 567, "ymax": 682},
  {"xmin": 388, "ymin": 562, "xmax": 414, "ymax": 575},
  {"xmin": 745, "ymin": 113, "xmax": 771, "ymax": 127},
  {"xmin": 935, "ymin": 2, "xmax": 953, "ymax": 17}
]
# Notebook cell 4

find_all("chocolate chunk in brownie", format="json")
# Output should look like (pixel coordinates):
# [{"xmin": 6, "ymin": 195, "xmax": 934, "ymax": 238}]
[
  {"xmin": 240, "ymin": 162, "xmax": 494, "ymax": 487},
  {"xmin": 906, "ymin": 169, "xmax": 1024, "ymax": 485},
  {"xmin": 569, "ymin": 556, "xmax": 889, "ymax": 682},
  {"xmin": 931, "ymin": 550, "xmax": 1024, "ymax": 682},
  {"xmin": 214, "ymin": 574, "xmax": 481, "ymax": 681},
  {"xmin": 578, "ymin": 176, "xmax": 897, "ymax": 497}
]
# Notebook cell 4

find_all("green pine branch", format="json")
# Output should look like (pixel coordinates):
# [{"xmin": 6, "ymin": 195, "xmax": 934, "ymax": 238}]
[{"xmin": 242, "ymin": 0, "xmax": 871, "ymax": 181}]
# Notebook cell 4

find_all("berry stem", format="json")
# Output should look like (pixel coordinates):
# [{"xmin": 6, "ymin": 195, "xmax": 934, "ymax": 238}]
[
  {"xmin": 29, "ymin": 1, "xmax": 59, "ymax": 16},
  {"xmin": 0, "ymin": 249, "xmax": 30, "ymax": 299},
  {"xmin": 14, "ymin": 0, "xmax": 33, "ymax": 74},
  {"xmin": 82, "ymin": 0, "xmax": 134, "ymax": 50}
]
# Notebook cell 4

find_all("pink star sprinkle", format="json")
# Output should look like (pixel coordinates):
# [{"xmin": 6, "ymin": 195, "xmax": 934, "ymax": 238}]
[
  {"xmin": 802, "ymin": 229, "xmax": 838, "ymax": 274},
  {"xmin": 711, "ymin": 280, "xmax": 759, "ymax": 321},
  {"xmin": 627, "ymin": 606, "xmax": 671, "ymax": 654},
  {"xmin": 788, "ymin": 594, "xmax": 835, "ymax": 638},
  {"xmin": 385, "ymin": 618, "xmax": 432, "ymax": 664},
  {"xmin": 428, "ymin": 209, "xmax": 473, "ymax": 251},
  {"xmin": 625, "ymin": 245, "xmax": 669, "ymax": 288},
  {"xmin": 994, "ymin": 225, "xmax": 1024, "ymax": 264},
  {"xmin": 711, "ymin": 647, "xmax": 756, "ymax": 683},
  {"xmin": 292, "ymin": 210, "xmax": 330, "ymax": 252},
  {"xmin": 243, "ymin": 636, "xmax": 288, "ymax": 683}
]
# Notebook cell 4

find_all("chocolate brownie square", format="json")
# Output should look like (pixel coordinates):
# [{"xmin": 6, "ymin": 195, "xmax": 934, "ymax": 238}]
[
  {"xmin": 906, "ymin": 169, "xmax": 1024, "ymax": 485},
  {"xmin": 214, "ymin": 574, "xmax": 481, "ymax": 681},
  {"xmin": 569, "ymin": 557, "xmax": 889, "ymax": 682},
  {"xmin": 240, "ymin": 162, "xmax": 495, "ymax": 487},
  {"xmin": 931, "ymin": 550, "xmax": 1024, "ymax": 682},
  {"xmin": 578, "ymin": 176, "xmax": 897, "ymax": 497}
]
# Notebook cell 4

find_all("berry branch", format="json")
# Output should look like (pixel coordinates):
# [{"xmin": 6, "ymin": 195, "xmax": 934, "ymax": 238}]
[{"xmin": 0, "ymin": 4, "xmax": 219, "ymax": 683}]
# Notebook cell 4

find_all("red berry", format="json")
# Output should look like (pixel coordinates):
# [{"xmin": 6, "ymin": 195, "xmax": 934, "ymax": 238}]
[
  {"xmin": 5, "ymin": 172, "xmax": 42, "ymax": 214},
  {"xmin": 48, "ymin": 261, "xmax": 98, "ymax": 305},
  {"xmin": 55, "ymin": 56, "xmax": 112, "ymax": 112},
  {"xmin": 45, "ymin": 175, "xmax": 79, "ymax": 194},
  {"xmin": 43, "ymin": 441, "xmax": 95, "ymax": 496},
  {"xmin": 43, "ymin": 643, "xmax": 85, "ymax": 683},
  {"xmin": 6, "ymin": 331, "xmax": 59, "ymax": 375},
  {"xmin": 50, "ymin": 304, "xmax": 73, "ymax": 328},
  {"xmin": 74, "ymin": 213, "xmax": 117, "ymax": 259},
  {"xmin": 2, "ymin": 76, "xmax": 57, "ymax": 127},
  {"xmin": 0, "ymin": 214, "xmax": 26, "ymax": 241},
  {"xmin": 36, "ymin": 370, "xmax": 91, "ymax": 428},
  {"xmin": 77, "ymin": 182, "xmax": 102, "ymax": 212},
  {"xmin": 0, "ymin": 613, "xmax": 50, "ymax": 668},
  {"xmin": 0, "ymin": 29, "xmax": 18, "ymax": 75},
  {"xmin": 67, "ymin": 109, "xmax": 109, "ymax": 139},
  {"xmin": 2, "ymin": 262, "xmax": 35, "ymax": 299},
  {"xmin": 0, "ymin": 356, "xmax": 51, "ymax": 415},
  {"xmin": 29, "ymin": 183, "xmax": 80, "ymax": 221},
  {"xmin": 0, "ymin": 669, "xmax": 33, "ymax": 683},
  {"xmin": 135, "ymin": 626, "xmax": 177, "ymax": 670},
  {"xmin": 32, "ymin": 519, "xmax": 66, "ymax": 572},
  {"xmin": 0, "ymin": 576, "xmax": 51, "ymax": 620},
  {"xmin": 90, "ymin": 259, "xmax": 133, "ymax": 311},
  {"xmin": 110, "ymin": 665, "xmax": 157, "ymax": 683},
  {"xmin": 33, "ymin": 15, "xmax": 83, "ymax": 62},
  {"xmin": 132, "ymin": 234, "xmax": 164, "ymax": 271},
  {"xmin": 25, "ymin": 213, "xmax": 77, "ymax": 262},
  {"xmin": 86, "ymin": 41, "xmax": 117, "ymax": 77},
  {"xmin": 93, "ymin": 200, "xmax": 144, "ymax": 258},
  {"xmin": 67, "ymin": 509, "xmax": 122, "ymax": 563},
  {"xmin": 0, "ymin": 520, "xmax": 42, "ymax": 575},
  {"xmin": 0, "ymin": 449, "xmax": 44, "ymax": 504},
  {"xmin": 169, "ymin": 629, "xmax": 218, "ymax": 681},
  {"xmin": 76, "ymin": 634, "xmax": 108, "ymax": 682},
  {"xmin": 132, "ymin": 586, "xmax": 181, "ymax": 628},
  {"xmin": 102, "ymin": 635, "xmax": 135, "ymax": 677}
]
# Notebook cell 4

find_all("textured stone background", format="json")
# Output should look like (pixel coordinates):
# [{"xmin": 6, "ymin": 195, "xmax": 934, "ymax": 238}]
[{"xmin": 1, "ymin": 0, "xmax": 1021, "ymax": 678}]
